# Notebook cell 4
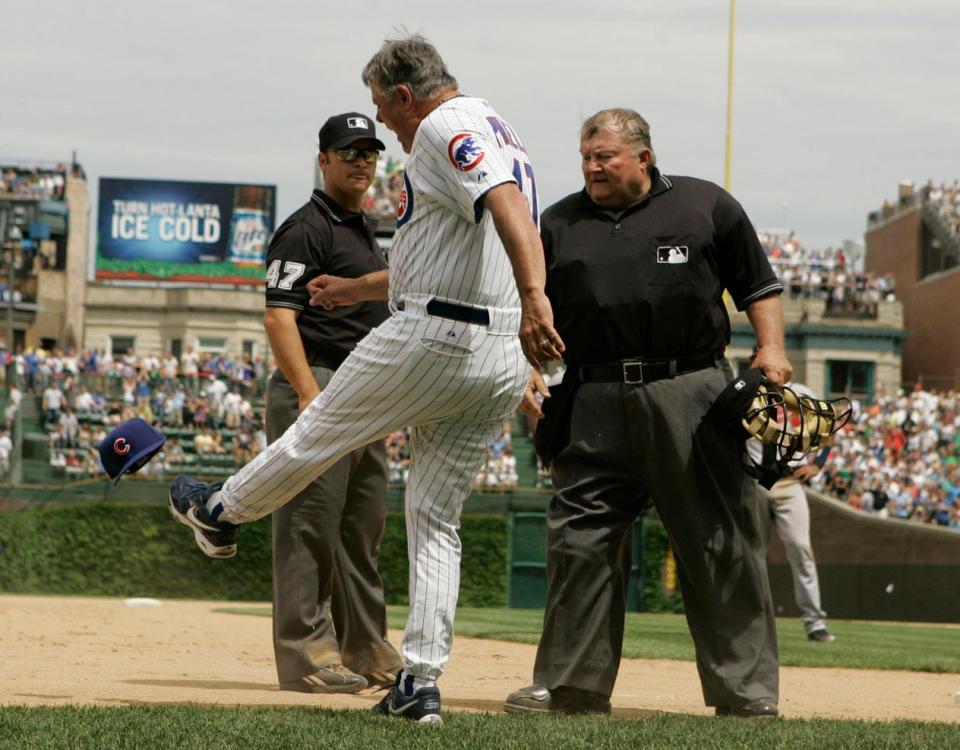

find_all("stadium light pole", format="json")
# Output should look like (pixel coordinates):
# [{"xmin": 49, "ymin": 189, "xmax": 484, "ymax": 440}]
[
  {"xmin": 4, "ymin": 227, "xmax": 17, "ymax": 376},
  {"xmin": 0, "ymin": 207, "xmax": 14, "ymax": 392},
  {"xmin": 724, "ymin": 0, "xmax": 736, "ymax": 192},
  {"xmin": 0, "ymin": 205, "xmax": 22, "ymax": 484}
]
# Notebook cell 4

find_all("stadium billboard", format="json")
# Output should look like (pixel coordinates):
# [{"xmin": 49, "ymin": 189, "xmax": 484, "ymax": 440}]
[{"xmin": 95, "ymin": 177, "xmax": 276, "ymax": 286}]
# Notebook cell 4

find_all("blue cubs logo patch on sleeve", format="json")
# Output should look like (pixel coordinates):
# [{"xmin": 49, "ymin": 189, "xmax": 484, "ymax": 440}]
[
  {"xmin": 396, "ymin": 170, "xmax": 415, "ymax": 229},
  {"xmin": 447, "ymin": 133, "xmax": 485, "ymax": 172}
]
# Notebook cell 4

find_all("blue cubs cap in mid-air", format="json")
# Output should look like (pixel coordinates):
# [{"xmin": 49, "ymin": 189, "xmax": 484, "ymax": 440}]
[{"xmin": 99, "ymin": 418, "xmax": 166, "ymax": 484}]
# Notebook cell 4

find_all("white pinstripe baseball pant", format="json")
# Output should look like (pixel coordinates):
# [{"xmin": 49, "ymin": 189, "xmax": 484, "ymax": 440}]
[{"xmin": 216, "ymin": 294, "xmax": 531, "ymax": 679}]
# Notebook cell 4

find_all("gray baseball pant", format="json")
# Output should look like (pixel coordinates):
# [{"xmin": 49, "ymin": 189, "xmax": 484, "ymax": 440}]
[
  {"xmin": 766, "ymin": 478, "xmax": 828, "ymax": 634},
  {"xmin": 268, "ymin": 366, "xmax": 401, "ymax": 684},
  {"xmin": 533, "ymin": 363, "xmax": 780, "ymax": 707}
]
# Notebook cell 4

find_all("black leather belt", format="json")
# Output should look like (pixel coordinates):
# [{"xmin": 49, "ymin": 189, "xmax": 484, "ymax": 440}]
[
  {"xmin": 304, "ymin": 353, "xmax": 338, "ymax": 369},
  {"xmin": 423, "ymin": 298, "xmax": 490, "ymax": 326},
  {"xmin": 579, "ymin": 351, "xmax": 721, "ymax": 385}
]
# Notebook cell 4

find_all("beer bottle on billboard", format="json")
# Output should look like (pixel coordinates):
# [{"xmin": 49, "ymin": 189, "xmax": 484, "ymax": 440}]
[{"xmin": 228, "ymin": 186, "xmax": 271, "ymax": 266}]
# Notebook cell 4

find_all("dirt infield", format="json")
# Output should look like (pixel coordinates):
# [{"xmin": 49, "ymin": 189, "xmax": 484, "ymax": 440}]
[{"xmin": 1, "ymin": 595, "xmax": 958, "ymax": 722}]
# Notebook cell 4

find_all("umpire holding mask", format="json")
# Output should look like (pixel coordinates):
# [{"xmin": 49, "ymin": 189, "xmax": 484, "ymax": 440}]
[
  {"xmin": 265, "ymin": 113, "xmax": 400, "ymax": 694},
  {"xmin": 506, "ymin": 109, "xmax": 791, "ymax": 718}
]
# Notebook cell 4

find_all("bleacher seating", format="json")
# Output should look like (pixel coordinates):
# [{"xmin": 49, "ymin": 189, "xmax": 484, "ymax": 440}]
[
  {"xmin": 757, "ymin": 230, "xmax": 895, "ymax": 318},
  {"xmin": 10, "ymin": 348, "xmax": 531, "ymax": 492}
]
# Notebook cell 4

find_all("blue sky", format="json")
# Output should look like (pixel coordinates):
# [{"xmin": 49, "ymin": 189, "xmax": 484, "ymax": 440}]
[{"xmin": 4, "ymin": 0, "xmax": 958, "ymax": 249}]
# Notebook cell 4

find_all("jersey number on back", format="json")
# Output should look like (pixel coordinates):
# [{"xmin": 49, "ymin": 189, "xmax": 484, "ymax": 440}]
[
  {"xmin": 512, "ymin": 159, "xmax": 539, "ymax": 225},
  {"xmin": 265, "ymin": 260, "xmax": 306, "ymax": 290}
]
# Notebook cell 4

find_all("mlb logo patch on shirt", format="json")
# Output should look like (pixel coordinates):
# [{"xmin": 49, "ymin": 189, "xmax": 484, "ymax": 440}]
[{"xmin": 657, "ymin": 245, "xmax": 689, "ymax": 264}]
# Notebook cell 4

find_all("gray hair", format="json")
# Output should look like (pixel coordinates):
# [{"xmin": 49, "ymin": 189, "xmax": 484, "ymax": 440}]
[
  {"xmin": 362, "ymin": 34, "xmax": 459, "ymax": 101},
  {"xmin": 581, "ymin": 108, "xmax": 656, "ymax": 165}
]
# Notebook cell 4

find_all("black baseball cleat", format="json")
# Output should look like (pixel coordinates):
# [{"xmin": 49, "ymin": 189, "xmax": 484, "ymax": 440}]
[
  {"xmin": 715, "ymin": 698, "xmax": 779, "ymax": 718},
  {"xmin": 372, "ymin": 672, "xmax": 442, "ymax": 724},
  {"xmin": 807, "ymin": 628, "xmax": 836, "ymax": 643},
  {"xmin": 168, "ymin": 474, "xmax": 237, "ymax": 559}
]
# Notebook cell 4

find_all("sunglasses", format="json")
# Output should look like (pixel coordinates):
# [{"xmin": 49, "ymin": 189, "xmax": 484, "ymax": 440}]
[{"xmin": 333, "ymin": 148, "xmax": 380, "ymax": 164}]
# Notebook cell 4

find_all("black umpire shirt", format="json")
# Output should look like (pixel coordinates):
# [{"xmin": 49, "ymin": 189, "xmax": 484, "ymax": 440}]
[
  {"xmin": 265, "ymin": 190, "xmax": 389, "ymax": 370},
  {"xmin": 542, "ymin": 168, "xmax": 782, "ymax": 365}
]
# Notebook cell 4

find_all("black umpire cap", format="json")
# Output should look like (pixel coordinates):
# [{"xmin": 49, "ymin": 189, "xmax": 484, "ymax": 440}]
[{"xmin": 319, "ymin": 113, "xmax": 386, "ymax": 152}]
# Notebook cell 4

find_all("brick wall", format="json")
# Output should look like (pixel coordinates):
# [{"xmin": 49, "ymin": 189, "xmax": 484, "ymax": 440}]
[{"xmin": 865, "ymin": 209, "xmax": 960, "ymax": 389}]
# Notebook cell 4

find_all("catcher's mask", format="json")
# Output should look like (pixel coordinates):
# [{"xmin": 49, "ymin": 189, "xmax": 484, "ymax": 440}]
[{"xmin": 707, "ymin": 369, "xmax": 852, "ymax": 488}]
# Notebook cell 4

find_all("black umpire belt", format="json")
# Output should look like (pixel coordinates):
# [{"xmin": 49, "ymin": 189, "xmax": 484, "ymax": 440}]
[
  {"xmin": 579, "ymin": 351, "xmax": 721, "ymax": 385},
  {"xmin": 416, "ymin": 298, "xmax": 491, "ymax": 326}
]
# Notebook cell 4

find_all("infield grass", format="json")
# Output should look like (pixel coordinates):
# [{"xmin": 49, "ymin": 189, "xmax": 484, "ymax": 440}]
[
  {"xmin": 218, "ymin": 606, "xmax": 960, "ymax": 673},
  {"xmin": 1, "ymin": 705, "xmax": 957, "ymax": 750}
]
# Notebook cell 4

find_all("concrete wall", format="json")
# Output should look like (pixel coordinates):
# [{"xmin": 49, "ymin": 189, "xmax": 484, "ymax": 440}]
[
  {"xmin": 83, "ymin": 285, "xmax": 267, "ymax": 358},
  {"xmin": 726, "ymin": 295, "xmax": 904, "ymax": 398},
  {"xmin": 63, "ymin": 174, "xmax": 90, "ymax": 348},
  {"xmin": 767, "ymin": 491, "xmax": 960, "ymax": 623},
  {"xmin": 31, "ymin": 269, "xmax": 66, "ymax": 346}
]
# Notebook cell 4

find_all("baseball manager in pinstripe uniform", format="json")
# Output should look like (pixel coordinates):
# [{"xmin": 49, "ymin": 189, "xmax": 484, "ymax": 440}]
[
  {"xmin": 506, "ymin": 108, "xmax": 790, "ymax": 719},
  {"xmin": 264, "ymin": 113, "xmax": 401, "ymax": 695},
  {"xmin": 168, "ymin": 34, "xmax": 561, "ymax": 723}
]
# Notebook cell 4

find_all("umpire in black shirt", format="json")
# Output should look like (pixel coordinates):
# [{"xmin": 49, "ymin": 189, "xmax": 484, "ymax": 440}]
[
  {"xmin": 506, "ymin": 109, "xmax": 791, "ymax": 718},
  {"xmin": 265, "ymin": 113, "xmax": 400, "ymax": 693}
]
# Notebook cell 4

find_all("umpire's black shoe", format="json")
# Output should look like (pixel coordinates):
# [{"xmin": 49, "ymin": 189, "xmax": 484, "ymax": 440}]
[
  {"xmin": 279, "ymin": 664, "xmax": 367, "ymax": 694},
  {"xmin": 372, "ymin": 672, "xmax": 442, "ymax": 724},
  {"xmin": 168, "ymin": 474, "xmax": 237, "ymax": 559},
  {"xmin": 363, "ymin": 669, "xmax": 401, "ymax": 691},
  {"xmin": 807, "ymin": 628, "xmax": 836, "ymax": 643},
  {"xmin": 504, "ymin": 684, "xmax": 611, "ymax": 715},
  {"xmin": 715, "ymin": 698, "xmax": 779, "ymax": 718}
]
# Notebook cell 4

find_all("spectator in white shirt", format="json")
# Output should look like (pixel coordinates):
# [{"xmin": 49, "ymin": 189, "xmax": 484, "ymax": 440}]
[
  {"xmin": 5, "ymin": 384, "xmax": 22, "ymax": 429},
  {"xmin": 0, "ymin": 429, "xmax": 11, "ymax": 477},
  {"xmin": 181, "ymin": 348, "xmax": 200, "ymax": 393},
  {"xmin": 42, "ymin": 384, "xmax": 64, "ymax": 427}
]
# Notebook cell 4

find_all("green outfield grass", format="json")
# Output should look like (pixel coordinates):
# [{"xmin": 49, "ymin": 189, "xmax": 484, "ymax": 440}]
[
  {"xmin": 218, "ymin": 606, "xmax": 960, "ymax": 673},
  {"xmin": 0, "ymin": 705, "xmax": 956, "ymax": 750}
]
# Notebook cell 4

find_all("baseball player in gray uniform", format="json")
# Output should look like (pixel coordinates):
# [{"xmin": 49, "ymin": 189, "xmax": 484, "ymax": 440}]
[
  {"xmin": 749, "ymin": 382, "xmax": 835, "ymax": 642},
  {"xmin": 169, "ymin": 34, "xmax": 561, "ymax": 724}
]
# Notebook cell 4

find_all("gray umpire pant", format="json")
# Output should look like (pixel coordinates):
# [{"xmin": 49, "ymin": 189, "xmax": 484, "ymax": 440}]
[
  {"xmin": 764, "ymin": 478, "xmax": 828, "ymax": 634},
  {"xmin": 533, "ymin": 362, "xmax": 780, "ymax": 707},
  {"xmin": 268, "ymin": 367, "xmax": 401, "ymax": 684}
]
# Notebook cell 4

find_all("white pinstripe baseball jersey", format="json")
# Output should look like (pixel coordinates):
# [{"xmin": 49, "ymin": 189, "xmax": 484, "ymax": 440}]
[
  {"xmin": 391, "ymin": 96, "xmax": 539, "ymax": 308},
  {"xmin": 204, "ymin": 95, "xmax": 538, "ymax": 683}
]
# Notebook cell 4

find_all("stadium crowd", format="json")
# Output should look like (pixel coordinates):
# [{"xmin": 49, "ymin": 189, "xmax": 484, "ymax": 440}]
[
  {"xmin": 921, "ymin": 180, "xmax": 960, "ymax": 237},
  {"xmin": 1, "ymin": 164, "xmax": 67, "ymax": 201},
  {"xmin": 1, "ymin": 167, "xmax": 949, "ymax": 512},
  {"xmin": 361, "ymin": 156, "xmax": 405, "ymax": 226},
  {"xmin": 12, "ymin": 345, "xmax": 520, "ymax": 490},
  {"xmin": 811, "ymin": 388, "xmax": 960, "ymax": 529},
  {"xmin": 38, "ymin": 365, "xmax": 266, "ymax": 480},
  {"xmin": 5, "ymin": 348, "xmax": 264, "ymax": 396},
  {"xmin": 758, "ymin": 231, "xmax": 896, "ymax": 316}
]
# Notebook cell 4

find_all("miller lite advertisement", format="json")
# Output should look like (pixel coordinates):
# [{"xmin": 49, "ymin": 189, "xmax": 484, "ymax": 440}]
[{"xmin": 96, "ymin": 177, "xmax": 276, "ymax": 287}]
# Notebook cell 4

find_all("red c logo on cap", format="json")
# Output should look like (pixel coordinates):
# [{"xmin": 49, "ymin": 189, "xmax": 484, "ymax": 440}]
[{"xmin": 114, "ymin": 438, "xmax": 131, "ymax": 455}]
